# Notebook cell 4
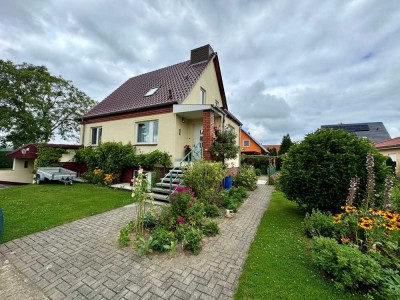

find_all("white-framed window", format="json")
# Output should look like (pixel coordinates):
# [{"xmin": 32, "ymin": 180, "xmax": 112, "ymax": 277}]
[
  {"xmin": 144, "ymin": 87, "xmax": 159, "ymax": 97},
  {"xmin": 200, "ymin": 88, "xmax": 206, "ymax": 104},
  {"xmin": 91, "ymin": 127, "xmax": 102, "ymax": 145},
  {"xmin": 243, "ymin": 140, "xmax": 250, "ymax": 147},
  {"xmin": 136, "ymin": 120, "xmax": 158, "ymax": 144}
]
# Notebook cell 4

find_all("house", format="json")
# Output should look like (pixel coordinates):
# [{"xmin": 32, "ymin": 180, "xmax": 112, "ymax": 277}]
[
  {"xmin": 375, "ymin": 137, "xmax": 400, "ymax": 178},
  {"xmin": 0, "ymin": 144, "xmax": 81, "ymax": 184},
  {"xmin": 80, "ymin": 45, "xmax": 242, "ymax": 173},
  {"xmin": 263, "ymin": 145, "xmax": 280, "ymax": 156},
  {"xmin": 240, "ymin": 129, "xmax": 268, "ymax": 155},
  {"xmin": 321, "ymin": 122, "xmax": 391, "ymax": 143}
]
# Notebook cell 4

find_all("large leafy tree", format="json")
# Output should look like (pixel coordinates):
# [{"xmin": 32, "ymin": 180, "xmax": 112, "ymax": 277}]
[{"xmin": 0, "ymin": 60, "xmax": 95, "ymax": 148}]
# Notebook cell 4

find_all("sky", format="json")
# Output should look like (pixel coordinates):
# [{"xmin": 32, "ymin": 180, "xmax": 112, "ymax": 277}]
[{"xmin": 1, "ymin": 0, "xmax": 399, "ymax": 145}]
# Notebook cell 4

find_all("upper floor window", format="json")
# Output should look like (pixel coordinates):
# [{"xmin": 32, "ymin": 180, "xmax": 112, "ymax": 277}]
[
  {"xmin": 243, "ymin": 140, "xmax": 250, "ymax": 147},
  {"xmin": 200, "ymin": 88, "xmax": 206, "ymax": 104},
  {"xmin": 136, "ymin": 120, "xmax": 158, "ymax": 144},
  {"xmin": 91, "ymin": 127, "xmax": 102, "ymax": 145}
]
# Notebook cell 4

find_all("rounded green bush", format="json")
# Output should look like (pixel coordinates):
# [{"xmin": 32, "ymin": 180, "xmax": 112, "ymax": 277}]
[
  {"xmin": 279, "ymin": 129, "xmax": 390, "ymax": 212},
  {"xmin": 202, "ymin": 219, "xmax": 220, "ymax": 236},
  {"xmin": 183, "ymin": 227, "xmax": 203, "ymax": 254}
]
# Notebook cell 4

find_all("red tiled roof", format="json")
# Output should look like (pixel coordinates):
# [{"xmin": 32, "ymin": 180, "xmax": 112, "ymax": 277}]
[
  {"xmin": 263, "ymin": 145, "xmax": 280, "ymax": 151},
  {"xmin": 375, "ymin": 137, "xmax": 400, "ymax": 148},
  {"xmin": 7, "ymin": 143, "xmax": 82, "ymax": 159},
  {"xmin": 83, "ymin": 54, "xmax": 216, "ymax": 119}
]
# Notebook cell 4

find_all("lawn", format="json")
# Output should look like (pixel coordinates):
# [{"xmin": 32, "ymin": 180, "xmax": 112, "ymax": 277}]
[
  {"xmin": 0, "ymin": 183, "xmax": 133, "ymax": 242},
  {"xmin": 234, "ymin": 190, "xmax": 365, "ymax": 300}
]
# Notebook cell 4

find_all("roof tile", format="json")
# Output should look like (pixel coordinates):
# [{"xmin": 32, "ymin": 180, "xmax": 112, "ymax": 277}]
[
  {"xmin": 375, "ymin": 137, "xmax": 400, "ymax": 148},
  {"xmin": 83, "ymin": 55, "xmax": 214, "ymax": 119}
]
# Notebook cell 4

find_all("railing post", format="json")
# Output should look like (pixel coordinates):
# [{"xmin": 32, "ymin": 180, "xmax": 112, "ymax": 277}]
[{"xmin": 169, "ymin": 171, "xmax": 172, "ymax": 193}]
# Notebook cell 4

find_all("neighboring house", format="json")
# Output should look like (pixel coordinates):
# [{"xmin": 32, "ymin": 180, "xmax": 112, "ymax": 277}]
[
  {"xmin": 263, "ymin": 145, "xmax": 280, "ymax": 156},
  {"xmin": 321, "ymin": 122, "xmax": 391, "ymax": 143},
  {"xmin": 0, "ymin": 144, "xmax": 81, "ymax": 184},
  {"xmin": 80, "ymin": 44, "xmax": 242, "ymax": 170},
  {"xmin": 375, "ymin": 137, "xmax": 400, "ymax": 178},
  {"xmin": 240, "ymin": 129, "xmax": 268, "ymax": 155}
]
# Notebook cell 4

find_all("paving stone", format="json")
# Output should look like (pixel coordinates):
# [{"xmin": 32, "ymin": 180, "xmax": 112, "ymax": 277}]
[{"xmin": 0, "ymin": 184, "xmax": 272, "ymax": 300}]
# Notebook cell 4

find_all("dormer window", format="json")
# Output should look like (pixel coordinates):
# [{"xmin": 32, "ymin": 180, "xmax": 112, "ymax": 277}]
[{"xmin": 144, "ymin": 87, "xmax": 159, "ymax": 97}]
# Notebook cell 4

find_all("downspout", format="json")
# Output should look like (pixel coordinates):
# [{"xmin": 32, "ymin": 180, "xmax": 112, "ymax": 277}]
[
  {"xmin": 81, "ymin": 118, "xmax": 85, "ymax": 146},
  {"xmin": 239, "ymin": 125, "xmax": 242, "ymax": 168}
]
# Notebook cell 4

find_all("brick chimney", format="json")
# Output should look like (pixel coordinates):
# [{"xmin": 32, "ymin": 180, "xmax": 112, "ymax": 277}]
[{"xmin": 190, "ymin": 44, "xmax": 214, "ymax": 65}]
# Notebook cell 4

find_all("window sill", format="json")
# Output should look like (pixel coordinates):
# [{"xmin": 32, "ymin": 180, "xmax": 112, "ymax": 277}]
[{"xmin": 134, "ymin": 143, "xmax": 158, "ymax": 146}]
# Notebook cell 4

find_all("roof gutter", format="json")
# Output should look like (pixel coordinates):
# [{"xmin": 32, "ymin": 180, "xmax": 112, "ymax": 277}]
[{"xmin": 80, "ymin": 101, "xmax": 178, "ymax": 122}]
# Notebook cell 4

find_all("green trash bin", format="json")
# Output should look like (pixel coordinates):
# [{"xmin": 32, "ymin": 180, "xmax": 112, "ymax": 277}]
[{"xmin": 0, "ymin": 208, "xmax": 3, "ymax": 243}]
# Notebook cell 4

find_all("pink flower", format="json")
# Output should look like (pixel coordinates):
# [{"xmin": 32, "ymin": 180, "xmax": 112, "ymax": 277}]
[
  {"xmin": 190, "ymin": 198, "xmax": 195, "ymax": 203},
  {"xmin": 176, "ymin": 217, "xmax": 185, "ymax": 224},
  {"xmin": 176, "ymin": 186, "xmax": 185, "ymax": 192},
  {"xmin": 188, "ymin": 203, "xmax": 193, "ymax": 208}
]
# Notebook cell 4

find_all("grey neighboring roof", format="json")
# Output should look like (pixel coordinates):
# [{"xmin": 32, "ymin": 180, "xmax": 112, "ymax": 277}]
[{"xmin": 321, "ymin": 122, "xmax": 391, "ymax": 143}]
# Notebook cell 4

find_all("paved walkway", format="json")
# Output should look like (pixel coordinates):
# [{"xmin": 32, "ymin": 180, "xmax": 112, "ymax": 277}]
[{"xmin": 0, "ymin": 184, "xmax": 273, "ymax": 300}]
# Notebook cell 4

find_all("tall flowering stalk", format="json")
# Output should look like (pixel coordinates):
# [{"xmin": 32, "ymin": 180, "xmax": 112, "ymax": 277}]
[
  {"xmin": 382, "ymin": 176, "xmax": 394, "ymax": 209},
  {"xmin": 346, "ymin": 176, "xmax": 360, "ymax": 206},
  {"xmin": 365, "ymin": 153, "xmax": 375, "ymax": 210},
  {"xmin": 132, "ymin": 168, "xmax": 150, "ymax": 236}
]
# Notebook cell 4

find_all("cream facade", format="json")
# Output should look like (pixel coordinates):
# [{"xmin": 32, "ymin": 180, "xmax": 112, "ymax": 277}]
[
  {"xmin": 0, "ymin": 158, "xmax": 35, "ymax": 184},
  {"xmin": 376, "ymin": 148, "xmax": 400, "ymax": 177},
  {"xmin": 1, "ymin": 148, "xmax": 79, "ymax": 184},
  {"xmin": 80, "ymin": 61, "xmax": 242, "ymax": 167}
]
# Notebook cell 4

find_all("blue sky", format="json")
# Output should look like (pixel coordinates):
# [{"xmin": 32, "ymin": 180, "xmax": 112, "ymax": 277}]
[{"xmin": 1, "ymin": 0, "xmax": 399, "ymax": 144}]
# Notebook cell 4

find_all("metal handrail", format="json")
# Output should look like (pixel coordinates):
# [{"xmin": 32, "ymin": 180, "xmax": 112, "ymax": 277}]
[{"xmin": 160, "ymin": 142, "xmax": 203, "ymax": 195}]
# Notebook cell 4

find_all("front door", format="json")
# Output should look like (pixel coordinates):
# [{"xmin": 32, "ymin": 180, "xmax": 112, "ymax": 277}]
[{"xmin": 193, "ymin": 124, "xmax": 203, "ymax": 160}]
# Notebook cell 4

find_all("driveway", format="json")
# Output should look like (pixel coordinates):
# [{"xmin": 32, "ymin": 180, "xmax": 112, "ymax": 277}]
[{"xmin": 0, "ymin": 184, "xmax": 273, "ymax": 300}]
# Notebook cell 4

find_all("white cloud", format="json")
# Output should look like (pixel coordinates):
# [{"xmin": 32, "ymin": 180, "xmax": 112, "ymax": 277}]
[{"xmin": 0, "ymin": 0, "xmax": 399, "ymax": 144}]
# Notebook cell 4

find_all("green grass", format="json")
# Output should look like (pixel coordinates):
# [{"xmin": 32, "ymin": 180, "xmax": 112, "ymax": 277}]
[
  {"xmin": 235, "ymin": 190, "xmax": 365, "ymax": 300},
  {"xmin": 0, "ymin": 183, "xmax": 133, "ymax": 242}
]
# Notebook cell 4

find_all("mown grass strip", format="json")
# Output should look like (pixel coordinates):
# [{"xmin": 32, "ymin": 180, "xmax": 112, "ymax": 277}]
[
  {"xmin": 0, "ymin": 183, "xmax": 133, "ymax": 242},
  {"xmin": 235, "ymin": 190, "xmax": 365, "ymax": 300}
]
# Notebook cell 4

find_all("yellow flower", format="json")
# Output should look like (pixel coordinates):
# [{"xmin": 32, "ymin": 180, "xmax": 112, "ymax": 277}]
[
  {"xmin": 358, "ymin": 220, "xmax": 373, "ymax": 230},
  {"xmin": 341, "ymin": 205, "xmax": 358, "ymax": 213},
  {"xmin": 341, "ymin": 237, "xmax": 350, "ymax": 244},
  {"xmin": 383, "ymin": 223, "xmax": 395, "ymax": 231}
]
